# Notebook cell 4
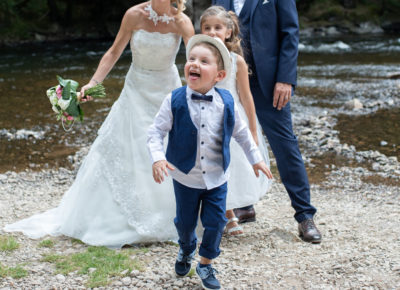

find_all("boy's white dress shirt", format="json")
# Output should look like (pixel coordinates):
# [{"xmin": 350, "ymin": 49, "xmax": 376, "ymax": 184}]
[{"xmin": 147, "ymin": 86, "xmax": 262, "ymax": 190}]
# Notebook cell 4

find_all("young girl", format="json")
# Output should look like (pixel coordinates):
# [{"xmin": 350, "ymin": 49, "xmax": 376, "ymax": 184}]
[{"xmin": 200, "ymin": 6, "xmax": 272, "ymax": 236}]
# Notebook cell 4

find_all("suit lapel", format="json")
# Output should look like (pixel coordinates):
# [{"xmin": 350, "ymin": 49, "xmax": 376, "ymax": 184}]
[
  {"xmin": 218, "ymin": 0, "xmax": 232, "ymax": 10},
  {"xmin": 250, "ymin": 0, "xmax": 259, "ymax": 16}
]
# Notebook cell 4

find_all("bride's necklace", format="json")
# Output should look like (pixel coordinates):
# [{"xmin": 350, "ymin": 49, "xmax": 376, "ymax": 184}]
[{"xmin": 144, "ymin": 4, "xmax": 175, "ymax": 26}]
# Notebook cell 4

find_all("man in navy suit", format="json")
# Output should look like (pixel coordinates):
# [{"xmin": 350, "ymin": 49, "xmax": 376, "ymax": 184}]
[{"xmin": 212, "ymin": 0, "xmax": 322, "ymax": 243}]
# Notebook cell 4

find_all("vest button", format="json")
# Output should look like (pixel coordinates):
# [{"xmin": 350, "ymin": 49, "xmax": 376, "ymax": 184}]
[
  {"xmin": 201, "ymin": 124, "xmax": 205, "ymax": 128},
  {"xmin": 202, "ymin": 171, "xmax": 206, "ymax": 174},
  {"xmin": 202, "ymin": 106, "xmax": 205, "ymax": 110},
  {"xmin": 201, "ymin": 156, "xmax": 204, "ymax": 160},
  {"xmin": 201, "ymin": 141, "xmax": 204, "ymax": 145}
]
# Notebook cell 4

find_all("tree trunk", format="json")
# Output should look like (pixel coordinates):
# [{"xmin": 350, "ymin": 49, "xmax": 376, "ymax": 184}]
[
  {"xmin": 47, "ymin": 0, "xmax": 60, "ymax": 23},
  {"xmin": 342, "ymin": 0, "xmax": 357, "ymax": 9}
]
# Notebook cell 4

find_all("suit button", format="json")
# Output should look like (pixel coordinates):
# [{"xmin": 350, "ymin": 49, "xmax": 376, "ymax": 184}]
[{"xmin": 192, "ymin": 130, "xmax": 196, "ymax": 135}]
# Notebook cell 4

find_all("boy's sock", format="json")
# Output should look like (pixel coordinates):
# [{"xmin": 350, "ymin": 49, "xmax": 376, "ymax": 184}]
[{"xmin": 175, "ymin": 248, "xmax": 195, "ymax": 277}]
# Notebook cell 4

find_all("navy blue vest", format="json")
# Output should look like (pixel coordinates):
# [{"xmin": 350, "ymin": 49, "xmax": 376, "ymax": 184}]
[{"xmin": 165, "ymin": 86, "xmax": 235, "ymax": 174}]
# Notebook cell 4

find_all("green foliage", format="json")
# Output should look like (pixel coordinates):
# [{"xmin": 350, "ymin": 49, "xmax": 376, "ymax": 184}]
[
  {"xmin": 0, "ymin": 235, "xmax": 20, "ymax": 252},
  {"xmin": 71, "ymin": 238, "xmax": 85, "ymax": 245},
  {"xmin": 187, "ymin": 268, "xmax": 195, "ymax": 277},
  {"xmin": 0, "ymin": 263, "xmax": 28, "ymax": 279},
  {"xmin": 41, "ymin": 246, "xmax": 145, "ymax": 288},
  {"xmin": 38, "ymin": 239, "xmax": 55, "ymax": 248}
]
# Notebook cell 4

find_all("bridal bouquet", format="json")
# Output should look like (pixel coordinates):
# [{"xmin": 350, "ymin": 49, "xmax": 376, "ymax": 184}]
[{"xmin": 46, "ymin": 76, "xmax": 106, "ymax": 131}]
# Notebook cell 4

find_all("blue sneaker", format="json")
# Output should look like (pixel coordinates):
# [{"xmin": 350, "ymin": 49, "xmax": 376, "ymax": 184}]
[
  {"xmin": 195, "ymin": 263, "xmax": 221, "ymax": 290},
  {"xmin": 175, "ymin": 248, "xmax": 195, "ymax": 277}
]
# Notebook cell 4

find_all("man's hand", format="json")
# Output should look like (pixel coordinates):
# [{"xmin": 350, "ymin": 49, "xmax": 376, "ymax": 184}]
[
  {"xmin": 152, "ymin": 160, "xmax": 175, "ymax": 184},
  {"xmin": 252, "ymin": 161, "xmax": 273, "ymax": 179},
  {"xmin": 273, "ymin": 82, "xmax": 292, "ymax": 110}
]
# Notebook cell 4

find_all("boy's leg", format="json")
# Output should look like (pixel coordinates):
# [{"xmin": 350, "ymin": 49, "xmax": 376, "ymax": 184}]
[
  {"xmin": 195, "ymin": 183, "xmax": 227, "ymax": 290},
  {"xmin": 172, "ymin": 180, "xmax": 202, "ymax": 255},
  {"xmin": 199, "ymin": 182, "xmax": 228, "ymax": 260}
]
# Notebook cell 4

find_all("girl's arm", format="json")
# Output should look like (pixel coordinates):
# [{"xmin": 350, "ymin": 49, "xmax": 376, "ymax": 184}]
[
  {"xmin": 80, "ymin": 8, "xmax": 140, "ymax": 98},
  {"xmin": 236, "ymin": 54, "xmax": 259, "ymax": 145}
]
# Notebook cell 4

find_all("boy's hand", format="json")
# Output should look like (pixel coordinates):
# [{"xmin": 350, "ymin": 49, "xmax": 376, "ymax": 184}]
[
  {"xmin": 152, "ymin": 160, "xmax": 175, "ymax": 184},
  {"xmin": 252, "ymin": 161, "xmax": 273, "ymax": 179}
]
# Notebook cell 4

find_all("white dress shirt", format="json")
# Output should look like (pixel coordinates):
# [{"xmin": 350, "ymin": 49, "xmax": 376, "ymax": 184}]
[
  {"xmin": 147, "ymin": 86, "xmax": 262, "ymax": 190},
  {"xmin": 233, "ymin": 0, "xmax": 246, "ymax": 15}
]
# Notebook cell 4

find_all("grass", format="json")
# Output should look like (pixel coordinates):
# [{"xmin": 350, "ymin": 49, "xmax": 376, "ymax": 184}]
[
  {"xmin": 41, "ymin": 246, "xmax": 145, "ymax": 288},
  {"xmin": 0, "ymin": 263, "xmax": 28, "ymax": 279},
  {"xmin": 0, "ymin": 235, "xmax": 20, "ymax": 252},
  {"xmin": 38, "ymin": 239, "xmax": 55, "ymax": 248},
  {"xmin": 187, "ymin": 268, "xmax": 195, "ymax": 278},
  {"xmin": 71, "ymin": 238, "xmax": 85, "ymax": 245}
]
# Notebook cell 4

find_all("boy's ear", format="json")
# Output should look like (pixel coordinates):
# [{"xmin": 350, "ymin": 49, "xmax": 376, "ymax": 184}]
[{"xmin": 215, "ymin": 69, "xmax": 227, "ymax": 82}]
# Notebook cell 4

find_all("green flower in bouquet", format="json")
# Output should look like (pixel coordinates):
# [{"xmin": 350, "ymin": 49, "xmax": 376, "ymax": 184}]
[{"xmin": 46, "ymin": 76, "xmax": 106, "ymax": 131}]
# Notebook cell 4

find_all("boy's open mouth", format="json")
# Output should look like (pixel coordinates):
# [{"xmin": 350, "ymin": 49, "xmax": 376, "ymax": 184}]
[{"xmin": 189, "ymin": 72, "xmax": 200, "ymax": 78}]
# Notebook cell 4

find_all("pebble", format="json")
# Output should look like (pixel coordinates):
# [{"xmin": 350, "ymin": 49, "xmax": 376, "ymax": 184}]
[{"xmin": 121, "ymin": 277, "xmax": 132, "ymax": 286}]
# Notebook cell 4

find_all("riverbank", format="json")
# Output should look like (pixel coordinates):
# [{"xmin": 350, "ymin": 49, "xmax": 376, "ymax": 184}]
[
  {"xmin": 0, "ymin": 148, "xmax": 399, "ymax": 288},
  {"xmin": 1, "ymin": 95, "xmax": 399, "ymax": 288}
]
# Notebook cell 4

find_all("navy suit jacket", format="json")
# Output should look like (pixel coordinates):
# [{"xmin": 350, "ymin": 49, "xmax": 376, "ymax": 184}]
[{"xmin": 212, "ymin": 0, "xmax": 299, "ymax": 98}]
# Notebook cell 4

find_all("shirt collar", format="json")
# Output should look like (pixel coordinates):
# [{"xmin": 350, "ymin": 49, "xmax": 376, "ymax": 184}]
[{"xmin": 186, "ymin": 86, "xmax": 216, "ymax": 99}]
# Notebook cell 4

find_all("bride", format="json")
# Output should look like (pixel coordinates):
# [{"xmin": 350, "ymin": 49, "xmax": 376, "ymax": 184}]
[
  {"xmin": 5, "ymin": 0, "xmax": 194, "ymax": 248},
  {"xmin": 5, "ymin": 1, "xmax": 272, "ymax": 248}
]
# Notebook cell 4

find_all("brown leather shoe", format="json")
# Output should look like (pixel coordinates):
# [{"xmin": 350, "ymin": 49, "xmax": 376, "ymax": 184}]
[
  {"xmin": 233, "ymin": 207, "xmax": 256, "ymax": 224},
  {"xmin": 298, "ymin": 218, "xmax": 322, "ymax": 243}
]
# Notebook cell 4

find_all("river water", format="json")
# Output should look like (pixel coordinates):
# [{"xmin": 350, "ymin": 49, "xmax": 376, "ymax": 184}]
[{"xmin": 0, "ymin": 35, "xmax": 399, "ymax": 177}]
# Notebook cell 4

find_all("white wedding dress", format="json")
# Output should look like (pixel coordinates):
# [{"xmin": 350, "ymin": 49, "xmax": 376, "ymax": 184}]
[
  {"xmin": 5, "ymin": 30, "xmax": 182, "ymax": 248},
  {"xmin": 220, "ymin": 52, "xmax": 272, "ymax": 210},
  {"xmin": 5, "ymin": 34, "xmax": 271, "ymax": 248}
]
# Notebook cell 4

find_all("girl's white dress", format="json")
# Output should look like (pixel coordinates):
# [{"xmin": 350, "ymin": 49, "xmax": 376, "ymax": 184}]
[
  {"xmin": 220, "ymin": 52, "xmax": 272, "ymax": 210},
  {"xmin": 4, "ymin": 33, "xmax": 271, "ymax": 248}
]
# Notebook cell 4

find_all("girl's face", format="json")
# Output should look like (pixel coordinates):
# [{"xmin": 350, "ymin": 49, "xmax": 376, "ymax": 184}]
[{"xmin": 201, "ymin": 16, "xmax": 232, "ymax": 44}]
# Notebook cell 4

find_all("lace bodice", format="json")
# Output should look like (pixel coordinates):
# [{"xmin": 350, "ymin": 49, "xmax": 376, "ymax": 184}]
[{"xmin": 130, "ymin": 29, "xmax": 181, "ymax": 71}]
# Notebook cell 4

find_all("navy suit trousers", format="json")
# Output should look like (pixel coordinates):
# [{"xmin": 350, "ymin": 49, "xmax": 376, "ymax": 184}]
[
  {"xmin": 172, "ymin": 180, "xmax": 228, "ymax": 260},
  {"xmin": 250, "ymin": 81, "xmax": 317, "ymax": 222}
]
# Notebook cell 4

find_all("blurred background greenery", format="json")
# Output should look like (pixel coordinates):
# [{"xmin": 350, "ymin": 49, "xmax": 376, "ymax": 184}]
[{"xmin": 1, "ymin": 0, "xmax": 399, "ymax": 44}]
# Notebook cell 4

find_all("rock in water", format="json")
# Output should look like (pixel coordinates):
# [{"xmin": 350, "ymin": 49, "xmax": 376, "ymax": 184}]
[{"xmin": 344, "ymin": 98, "xmax": 363, "ymax": 110}]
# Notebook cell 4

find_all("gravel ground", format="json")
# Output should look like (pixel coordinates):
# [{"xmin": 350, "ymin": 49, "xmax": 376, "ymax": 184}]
[
  {"xmin": 0, "ymin": 160, "xmax": 399, "ymax": 289},
  {"xmin": 1, "ymin": 98, "xmax": 400, "ymax": 289}
]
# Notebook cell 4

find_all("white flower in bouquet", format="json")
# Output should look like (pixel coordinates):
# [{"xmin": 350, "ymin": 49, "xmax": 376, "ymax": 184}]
[
  {"xmin": 46, "ymin": 88, "xmax": 54, "ymax": 98},
  {"xmin": 49, "ymin": 94, "xmax": 59, "ymax": 106},
  {"xmin": 52, "ymin": 105, "xmax": 60, "ymax": 114},
  {"xmin": 58, "ymin": 98, "xmax": 71, "ymax": 110}
]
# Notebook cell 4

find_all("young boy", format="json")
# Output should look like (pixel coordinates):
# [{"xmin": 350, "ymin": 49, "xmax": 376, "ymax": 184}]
[{"xmin": 147, "ymin": 34, "xmax": 273, "ymax": 290}]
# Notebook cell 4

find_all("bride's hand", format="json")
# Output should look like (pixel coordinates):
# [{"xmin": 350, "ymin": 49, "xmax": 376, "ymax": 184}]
[{"xmin": 79, "ymin": 82, "xmax": 95, "ymax": 102}]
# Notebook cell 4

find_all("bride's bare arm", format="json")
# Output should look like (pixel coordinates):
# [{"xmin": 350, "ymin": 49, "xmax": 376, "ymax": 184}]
[
  {"xmin": 80, "ymin": 8, "xmax": 141, "ymax": 99},
  {"xmin": 177, "ymin": 14, "xmax": 194, "ymax": 46}
]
